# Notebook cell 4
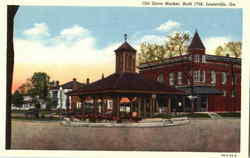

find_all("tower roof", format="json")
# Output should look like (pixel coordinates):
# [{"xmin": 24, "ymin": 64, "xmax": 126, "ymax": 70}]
[
  {"xmin": 188, "ymin": 31, "xmax": 205, "ymax": 51},
  {"xmin": 114, "ymin": 41, "xmax": 137, "ymax": 53}
]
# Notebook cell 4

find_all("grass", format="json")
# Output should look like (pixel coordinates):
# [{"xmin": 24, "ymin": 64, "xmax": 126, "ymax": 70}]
[
  {"xmin": 152, "ymin": 113, "xmax": 211, "ymax": 119},
  {"xmin": 217, "ymin": 112, "xmax": 241, "ymax": 118},
  {"xmin": 12, "ymin": 116, "xmax": 61, "ymax": 121}
]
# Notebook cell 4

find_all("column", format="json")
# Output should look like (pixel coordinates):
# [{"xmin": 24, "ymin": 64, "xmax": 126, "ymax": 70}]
[
  {"xmin": 150, "ymin": 98, "xmax": 153, "ymax": 118},
  {"xmin": 112, "ymin": 97, "xmax": 117, "ymax": 117},
  {"xmin": 143, "ymin": 97, "xmax": 146, "ymax": 118},
  {"xmin": 93, "ymin": 96, "xmax": 97, "ymax": 117},
  {"xmin": 156, "ymin": 99, "xmax": 159, "ymax": 113},
  {"xmin": 66, "ymin": 95, "xmax": 70, "ymax": 112},
  {"xmin": 117, "ymin": 96, "xmax": 120, "ymax": 118},
  {"xmin": 138, "ymin": 97, "xmax": 141, "ymax": 118},
  {"xmin": 81, "ymin": 96, "xmax": 85, "ymax": 116}
]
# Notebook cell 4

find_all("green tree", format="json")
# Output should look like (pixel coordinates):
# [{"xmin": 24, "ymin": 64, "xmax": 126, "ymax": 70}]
[
  {"xmin": 138, "ymin": 32, "xmax": 191, "ymax": 64},
  {"xmin": 11, "ymin": 90, "xmax": 24, "ymax": 107},
  {"xmin": 214, "ymin": 41, "xmax": 242, "ymax": 58},
  {"xmin": 215, "ymin": 46, "xmax": 225, "ymax": 56},
  {"xmin": 225, "ymin": 41, "xmax": 241, "ymax": 58},
  {"xmin": 167, "ymin": 32, "xmax": 190, "ymax": 56},
  {"xmin": 29, "ymin": 72, "xmax": 50, "ymax": 100}
]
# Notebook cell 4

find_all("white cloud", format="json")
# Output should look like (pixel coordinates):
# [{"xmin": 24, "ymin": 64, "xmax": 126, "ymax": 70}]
[
  {"xmin": 137, "ymin": 35, "xmax": 166, "ymax": 45},
  {"xmin": 59, "ymin": 25, "xmax": 89, "ymax": 40},
  {"xmin": 203, "ymin": 36, "xmax": 232, "ymax": 53},
  {"xmin": 156, "ymin": 20, "xmax": 181, "ymax": 32},
  {"xmin": 23, "ymin": 23, "xmax": 50, "ymax": 37},
  {"xmin": 14, "ymin": 23, "xmax": 123, "ymax": 77}
]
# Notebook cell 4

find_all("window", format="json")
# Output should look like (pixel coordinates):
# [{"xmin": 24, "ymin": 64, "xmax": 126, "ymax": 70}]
[
  {"xmin": 177, "ymin": 72, "xmax": 182, "ymax": 85},
  {"xmin": 201, "ymin": 71, "xmax": 206, "ymax": 82},
  {"xmin": 193, "ymin": 70, "xmax": 205, "ymax": 82},
  {"xmin": 232, "ymin": 89, "xmax": 236, "ymax": 97},
  {"xmin": 223, "ymin": 90, "xmax": 227, "ymax": 97},
  {"xmin": 193, "ymin": 71, "xmax": 200, "ymax": 82},
  {"xmin": 169, "ymin": 73, "xmax": 174, "ymax": 86},
  {"xmin": 194, "ymin": 55, "xmax": 200, "ymax": 63},
  {"xmin": 157, "ymin": 72, "xmax": 164, "ymax": 83},
  {"xmin": 202, "ymin": 55, "xmax": 206, "ymax": 63},
  {"xmin": 232, "ymin": 74, "xmax": 237, "ymax": 85},
  {"xmin": 221, "ymin": 72, "xmax": 227, "ymax": 85},
  {"xmin": 211, "ymin": 71, "xmax": 216, "ymax": 84}
]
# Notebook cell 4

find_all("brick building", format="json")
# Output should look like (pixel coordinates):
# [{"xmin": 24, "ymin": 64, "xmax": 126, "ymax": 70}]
[{"xmin": 138, "ymin": 31, "xmax": 241, "ymax": 112}]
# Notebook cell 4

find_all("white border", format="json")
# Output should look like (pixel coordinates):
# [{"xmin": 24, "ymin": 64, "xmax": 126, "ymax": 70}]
[{"xmin": 0, "ymin": 0, "xmax": 249, "ymax": 158}]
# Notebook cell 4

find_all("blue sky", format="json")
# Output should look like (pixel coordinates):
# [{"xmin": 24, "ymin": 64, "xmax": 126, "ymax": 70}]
[
  {"xmin": 15, "ymin": 6, "xmax": 242, "ymax": 48},
  {"xmin": 13, "ymin": 6, "xmax": 242, "ymax": 90}
]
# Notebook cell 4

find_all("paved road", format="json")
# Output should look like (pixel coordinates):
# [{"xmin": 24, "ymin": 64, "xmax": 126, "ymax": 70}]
[{"xmin": 11, "ymin": 119, "xmax": 240, "ymax": 152}]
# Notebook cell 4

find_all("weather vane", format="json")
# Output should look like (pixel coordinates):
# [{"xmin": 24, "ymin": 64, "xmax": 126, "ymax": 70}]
[{"xmin": 124, "ymin": 33, "xmax": 127, "ymax": 42}]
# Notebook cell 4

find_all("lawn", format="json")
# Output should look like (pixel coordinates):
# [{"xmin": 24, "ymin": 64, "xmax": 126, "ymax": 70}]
[
  {"xmin": 217, "ymin": 112, "xmax": 241, "ymax": 118},
  {"xmin": 152, "ymin": 112, "xmax": 211, "ymax": 119}
]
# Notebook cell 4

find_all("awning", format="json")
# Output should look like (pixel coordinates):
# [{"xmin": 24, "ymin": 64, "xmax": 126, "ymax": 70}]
[{"xmin": 177, "ymin": 86, "xmax": 223, "ymax": 95}]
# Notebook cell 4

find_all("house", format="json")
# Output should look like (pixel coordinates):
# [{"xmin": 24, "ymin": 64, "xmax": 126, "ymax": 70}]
[
  {"xmin": 138, "ymin": 31, "xmax": 241, "ymax": 112},
  {"xmin": 57, "ymin": 78, "xmax": 85, "ymax": 110}
]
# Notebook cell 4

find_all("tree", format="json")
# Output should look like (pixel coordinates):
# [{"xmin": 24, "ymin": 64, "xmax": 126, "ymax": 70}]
[
  {"xmin": 11, "ymin": 91, "xmax": 24, "ymax": 107},
  {"xmin": 214, "ymin": 41, "xmax": 242, "ymax": 58},
  {"xmin": 29, "ymin": 72, "xmax": 50, "ymax": 100},
  {"xmin": 225, "ymin": 41, "xmax": 241, "ymax": 58},
  {"xmin": 167, "ymin": 32, "xmax": 190, "ymax": 56},
  {"xmin": 138, "ymin": 32, "xmax": 191, "ymax": 64},
  {"xmin": 215, "ymin": 46, "xmax": 225, "ymax": 56}
]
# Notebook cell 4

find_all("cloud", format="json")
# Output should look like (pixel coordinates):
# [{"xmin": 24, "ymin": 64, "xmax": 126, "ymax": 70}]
[
  {"xmin": 203, "ymin": 36, "xmax": 232, "ymax": 53},
  {"xmin": 137, "ymin": 35, "xmax": 166, "ymax": 45},
  {"xmin": 59, "ymin": 25, "xmax": 90, "ymax": 40},
  {"xmin": 14, "ymin": 24, "xmax": 121, "ymax": 88},
  {"xmin": 23, "ymin": 23, "xmax": 50, "ymax": 37},
  {"xmin": 156, "ymin": 20, "xmax": 181, "ymax": 32}
]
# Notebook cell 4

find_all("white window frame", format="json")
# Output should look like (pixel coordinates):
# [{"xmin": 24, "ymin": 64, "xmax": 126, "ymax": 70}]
[
  {"xmin": 222, "ymin": 72, "xmax": 227, "ymax": 85},
  {"xmin": 177, "ymin": 72, "xmax": 182, "ymax": 85},
  {"xmin": 211, "ymin": 71, "xmax": 216, "ymax": 84},
  {"xmin": 194, "ymin": 55, "xmax": 200, "ymax": 63},
  {"xmin": 202, "ymin": 55, "xmax": 206, "ymax": 63},
  {"xmin": 169, "ymin": 73, "xmax": 174, "ymax": 86}
]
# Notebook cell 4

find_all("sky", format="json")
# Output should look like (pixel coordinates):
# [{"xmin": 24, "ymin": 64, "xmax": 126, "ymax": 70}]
[{"xmin": 13, "ymin": 6, "xmax": 242, "ymax": 92}]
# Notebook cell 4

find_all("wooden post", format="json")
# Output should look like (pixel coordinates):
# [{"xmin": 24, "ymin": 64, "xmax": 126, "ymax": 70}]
[
  {"xmin": 143, "ymin": 97, "xmax": 146, "ymax": 118},
  {"xmin": 150, "ymin": 98, "xmax": 152, "ymax": 118},
  {"xmin": 117, "ymin": 96, "xmax": 120, "ymax": 118},
  {"xmin": 112, "ymin": 97, "xmax": 117, "ymax": 117},
  {"xmin": 138, "ymin": 97, "xmax": 141, "ymax": 118},
  {"xmin": 156, "ymin": 99, "xmax": 159, "ymax": 113},
  {"xmin": 93, "ymin": 96, "xmax": 97, "ymax": 117},
  {"xmin": 81, "ymin": 96, "xmax": 85, "ymax": 116}
]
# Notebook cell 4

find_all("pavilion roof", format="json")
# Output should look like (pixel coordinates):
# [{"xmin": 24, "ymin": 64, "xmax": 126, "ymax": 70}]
[
  {"xmin": 68, "ymin": 72, "xmax": 184, "ymax": 96},
  {"xmin": 114, "ymin": 41, "xmax": 137, "ymax": 53}
]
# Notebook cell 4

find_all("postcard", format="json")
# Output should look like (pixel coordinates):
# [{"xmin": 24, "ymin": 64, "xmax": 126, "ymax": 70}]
[{"xmin": 0, "ymin": 0, "xmax": 249, "ymax": 158}]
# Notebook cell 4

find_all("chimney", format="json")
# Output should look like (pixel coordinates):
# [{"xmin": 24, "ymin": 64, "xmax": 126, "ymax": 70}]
[
  {"xmin": 102, "ymin": 73, "xmax": 104, "ymax": 79},
  {"xmin": 86, "ymin": 78, "xmax": 90, "ymax": 85}
]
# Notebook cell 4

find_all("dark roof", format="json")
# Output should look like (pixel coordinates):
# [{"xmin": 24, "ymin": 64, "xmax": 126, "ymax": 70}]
[
  {"xmin": 188, "ymin": 31, "xmax": 205, "ymax": 50},
  {"xmin": 114, "ymin": 42, "xmax": 137, "ymax": 53},
  {"xmin": 61, "ymin": 79, "xmax": 85, "ymax": 89},
  {"xmin": 177, "ymin": 86, "xmax": 223, "ymax": 95},
  {"xmin": 68, "ymin": 72, "xmax": 184, "ymax": 96}
]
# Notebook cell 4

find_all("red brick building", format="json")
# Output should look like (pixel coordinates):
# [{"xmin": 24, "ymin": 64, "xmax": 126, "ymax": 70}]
[{"xmin": 138, "ymin": 31, "xmax": 241, "ymax": 112}]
